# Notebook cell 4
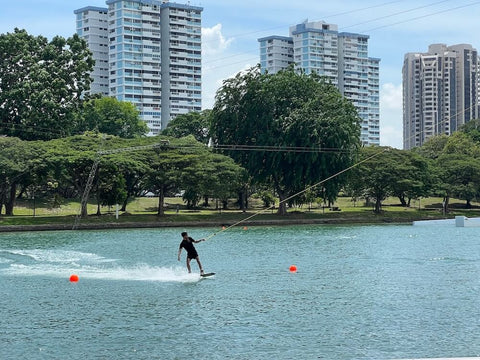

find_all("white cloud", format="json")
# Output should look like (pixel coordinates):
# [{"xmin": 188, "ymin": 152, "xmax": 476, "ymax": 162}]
[
  {"xmin": 381, "ymin": 83, "xmax": 402, "ymax": 110},
  {"xmin": 202, "ymin": 23, "xmax": 257, "ymax": 109},
  {"xmin": 202, "ymin": 23, "xmax": 233, "ymax": 56},
  {"xmin": 380, "ymin": 82, "xmax": 403, "ymax": 149},
  {"xmin": 202, "ymin": 62, "xmax": 256, "ymax": 110}
]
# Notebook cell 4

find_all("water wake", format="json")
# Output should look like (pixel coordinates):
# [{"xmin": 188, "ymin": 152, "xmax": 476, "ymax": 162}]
[{"xmin": 0, "ymin": 248, "xmax": 200, "ymax": 283}]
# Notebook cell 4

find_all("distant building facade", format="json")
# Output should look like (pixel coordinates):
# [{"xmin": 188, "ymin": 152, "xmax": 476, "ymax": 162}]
[
  {"xmin": 259, "ymin": 20, "xmax": 380, "ymax": 146},
  {"xmin": 75, "ymin": 0, "xmax": 202, "ymax": 135},
  {"xmin": 403, "ymin": 44, "xmax": 479, "ymax": 149},
  {"xmin": 74, "ymin": 6, "xmax": 110, "ymax": 96}
]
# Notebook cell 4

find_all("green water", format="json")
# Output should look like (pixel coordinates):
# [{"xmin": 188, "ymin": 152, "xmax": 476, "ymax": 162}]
[{"xmin": 1, "ymin": 225, "xmax": 479, "ymax": 359}]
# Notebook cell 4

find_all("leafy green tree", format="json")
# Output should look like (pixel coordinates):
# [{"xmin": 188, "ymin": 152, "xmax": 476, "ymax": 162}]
[
  {"xmin": 389, "ymin": 150, "xmax": 433, "ymax": 206},
  {"xmin": 95, "ymin": 163, "xmax": 128, "ymax": 215},
  {"xmin": 430, "ymin": 132, "xmax": 480, "ymax": 211},
  {"xmin": 347, "ymin": 147, "xmax": 432, "ymax": 213},
  {"xmin": 210, "ymin": 66, "xmax": 361, "ymax": 215},
  {"xmin": 161, "ymin": 110, "xmax": 211, "ymax": 144},
  {"xmin": 0, "ymin": 137, "xmax": 32, "ymax": 215},
  {"xmin": 147, "ymin": 136, "xmax": 245, "ymax": 214},
  {"xmin": 116, "ymin": 152, "xmax": 152, "ymax": 212},
  {"xmin": 147, "ymin": 137, "xmax": 194, "ymax": 215},
  {"xmin": 42, "ymin": 135, "xmax": 100, "ymax": 216},
  {"xmin": 348, "ymin": 147, "xmax": 394, "ymax": 213},
  {"xmin": 181, "ymin": 150, "xmax": 246, "ymax": 209},
  {"xmin": 77, "ymin": 97, "xmax": 148, "ymax": 138},
  {"xmin": 0, "ymin": 29, "xmax": 94, "ymax": 140},
  {"xmin": 459, "ymin": 118, "xmax": 480, "ymax": 143}
]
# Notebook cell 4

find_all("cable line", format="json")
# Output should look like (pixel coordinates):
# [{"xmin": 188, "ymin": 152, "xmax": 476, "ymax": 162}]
[
  {"xmin": 201, "ymin": 0, "xmax": 406, "ymax": 46},
  {"xmin": 363, "ymin": 1, "xmax": 480, "ymax": 32},
  {"xmin": 342, "ymin": 0, "xmax": 453, "ymax": 31}
]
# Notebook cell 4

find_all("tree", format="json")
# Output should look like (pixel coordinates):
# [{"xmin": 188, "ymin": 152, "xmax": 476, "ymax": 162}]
[
  {"xmin": 459, "ymin": 118, "xmax": 480, "ymax": 143},
  {"xmin": 0, "ymin": 137, "xmax": 35, "ymax": 215},
  {"xmin": 180, "ymin": 150, "xmax": 246, "ymax": 209},
  {"xmin": 430, "ymin": 132, "xmax": 480, "ymax": 211},
  {"xmin": 348, "ymin": 147, "xmax": 394, "ymax": 213},
  {"xmin": 95, "ymin": 162, "xmax": 127, "ymax": 215},
  {"xmin": 0, "ymin": 29, "xmax": 94, "ymax": 140},
  {"xmin": 42, "ymin": 135, "xmax": 100, "ymax": 216},
  {"xmin": 389, "ymin": 150, "xmax": 433, "ymax": 207},
  {"xmin": 77, "ymin": 97, "xmax": 148, "ymax": 138},
  {"xmin": 346, "ymin": 147, "xmax": 433, "ymax": 213},
  {"xmin": 147, "ymin": 136, "xmax": 245, "ymax": 215},
  {"xmin": 161, "ymin": 110, "xmax": 211, "ymax": 144},
  {"xmin": 210, "ymin": 66, "xmax": 361, "ymax": 215}
]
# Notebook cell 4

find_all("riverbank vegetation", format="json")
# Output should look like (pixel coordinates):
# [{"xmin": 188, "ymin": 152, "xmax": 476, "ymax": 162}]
[
  {"xmin": 2, "ymin": 29, "xmax": 480, "ymax": 224},
  {"xmin": 2, "ymin": 195, "xmax": 480, "ymax": 228}
]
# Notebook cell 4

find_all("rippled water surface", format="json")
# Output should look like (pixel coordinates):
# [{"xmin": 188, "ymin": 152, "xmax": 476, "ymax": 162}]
[{"xmin": 1, "ymin": 225, "xmax": 479, "ymax": 359}]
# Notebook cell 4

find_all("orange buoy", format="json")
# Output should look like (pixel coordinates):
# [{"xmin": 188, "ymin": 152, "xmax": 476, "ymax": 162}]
[
  {"xmin": 69, "ymin": 274, "xmax": 79, "ymax": 282},
  {"xmin": 289, "ymin": 265, "xmax": 297, "ymax": 273},
  {"xmin": 243, "ymin": 226, "xmax": 248, "ymax": 230}
]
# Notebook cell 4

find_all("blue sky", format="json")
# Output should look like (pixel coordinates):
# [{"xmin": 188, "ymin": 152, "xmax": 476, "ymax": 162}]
[{"xmin": 2, "ymin": 0, "xmax": 480, "ymax": 148}]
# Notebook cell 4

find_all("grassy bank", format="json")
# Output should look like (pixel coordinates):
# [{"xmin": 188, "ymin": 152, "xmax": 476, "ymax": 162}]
[{"xmin": 1, "ymin": 196, "xmax": 480, "ymax": 230}]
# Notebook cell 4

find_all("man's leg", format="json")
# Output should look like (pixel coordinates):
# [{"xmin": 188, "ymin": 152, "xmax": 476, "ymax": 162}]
[
  {"xmin": 186, "ymin": 258, "xmax": 192, "ymax": 273},
  {"xmin": 196, "ymin": 257, "xmax": 204, "ymax": 274}
]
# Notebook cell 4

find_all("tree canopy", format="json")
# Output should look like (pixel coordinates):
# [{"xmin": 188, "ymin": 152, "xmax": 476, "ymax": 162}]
[
  {"xmin": 161, "ymin": 110, "xmax": 210, "ymax": 144},
  {"xmin": 210, "ymin": 66, "xmax": 361, "ymax": 214},
  {"xmin": 77, "ymin": 97, "xmax": 148, "ymax": 138},
  {"xmin": 0, "ymin": 29, "xmax": 94, "ymax": 140}
]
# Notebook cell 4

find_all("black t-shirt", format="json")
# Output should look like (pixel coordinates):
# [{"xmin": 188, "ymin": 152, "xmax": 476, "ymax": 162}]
[{"xmin": 180, "ymin": 237, "xmax": 198, "ymax": 259}]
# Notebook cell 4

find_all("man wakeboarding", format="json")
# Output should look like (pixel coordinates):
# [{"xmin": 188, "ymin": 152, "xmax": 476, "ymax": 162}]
[{"xmin": 177, "ymin": 232, "xmax": 205, "ymax": 275}]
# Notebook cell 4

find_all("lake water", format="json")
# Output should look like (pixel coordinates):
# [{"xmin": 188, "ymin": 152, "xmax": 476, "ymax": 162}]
[{"xmin": 0, "ymin": 224, "xmax": 479, "ymax": 359}]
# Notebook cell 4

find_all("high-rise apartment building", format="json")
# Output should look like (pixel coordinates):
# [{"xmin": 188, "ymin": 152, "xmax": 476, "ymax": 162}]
[
  {"xmin": 75, "ymin": 0, "xmax": 202, "ymax": 135},
  {"xmin": 258, "ymin": 20, "xmax": 380, "ymax": 146},
  {"xmin": 74, "ymin": 6, "xmax": 110, "ymax": 96},
  {"xmin": 258, "ymin": 36, "xmax": 293, "ymax": 74},
  {"xmin": 403, "ymin": 43, "xmax": 479, "ymax": 149}
]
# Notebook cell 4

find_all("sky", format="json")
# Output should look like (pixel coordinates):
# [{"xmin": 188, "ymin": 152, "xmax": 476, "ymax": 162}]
[{"xmin": 1, "ymin": 0, "xmax": 480, "ymax": 149}]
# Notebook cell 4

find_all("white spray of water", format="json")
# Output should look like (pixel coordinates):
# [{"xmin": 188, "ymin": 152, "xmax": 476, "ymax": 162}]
[{"xmin": 0, "ymin": 249, "xmax": 201, "ymax": 283}]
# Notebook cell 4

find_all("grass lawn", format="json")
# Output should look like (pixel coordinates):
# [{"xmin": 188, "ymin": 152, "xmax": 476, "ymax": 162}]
[{"xmin": 2, "ymin": 195, "xmax": 480, "ymax": 228}]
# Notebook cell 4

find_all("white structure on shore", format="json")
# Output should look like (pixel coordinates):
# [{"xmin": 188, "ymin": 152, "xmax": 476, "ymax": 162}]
[
  {"xmin": 413, "ymin": 216, "xmax": 480, "ymax": 227},
  {"xmin": 75, "ymin": 0, "xmax": 203, "ymax": 135},
  {"xmin": 258, "ymin": 20, "xmax": 380, "ymax": 146}
]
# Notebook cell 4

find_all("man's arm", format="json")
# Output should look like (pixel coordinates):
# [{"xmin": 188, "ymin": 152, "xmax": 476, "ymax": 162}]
[
  {"xmin": 193, "ymin": 238, "xmax": 205, "ymax": 243},
  {"xmin": 177, "ymin": 246, "xmax": 182, "ymax": 261}
]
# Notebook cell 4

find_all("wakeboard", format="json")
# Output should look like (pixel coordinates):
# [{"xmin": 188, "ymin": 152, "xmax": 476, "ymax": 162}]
[{"xmin": 200, "ymin": 272, "xmax": 215, "ymax": 278}]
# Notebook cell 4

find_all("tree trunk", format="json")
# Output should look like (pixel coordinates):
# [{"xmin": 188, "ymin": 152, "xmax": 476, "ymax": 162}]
[
  {"xmin": 277, "ymin": 191, "xmax": 287, "ymax": 215},
  {"xmin": 238, "ymin": 189, "xmax": 247, "ymax": 212},
  {"xmin": 5, "ymin": 183, "xmax": 17, "ymax": 216},
  {"xmin": 95, "ymin": 182, "xmax": 101, "ymax": 216},
  {"xmin": 374, "ymin": 198, "xmax": 382, "ymax": 214},
  {"xmin": 120, "ymin": 196, "xmax": 129, "ymax": 212},
  {"xmin": 81, "ymin": 201, "xmax": 88, "ymax": 217},
  {"xmin": 398, "ymin": 195, "xmax": 407, "ymax": 207},
  {"xmin": 0, "ymin": 189, "xmax": 4, "ymax": 215},
  {"xmin": 17, "ymin": 185, "xmax": 26, "ymax": 200},
  {"xmin": 203, "ymin": 195, "xmax": 209, "ymax": 207},
  {"xmin": 157, "ymin": 187, "xmax": 165, "ymax": 216},
  {"xmin": 466, "ymin": 199, "xmax": 472, "ymax": 209},
  {"xmin": 442, "ymin": 195, "xmax": 450, "ymax": 215}
]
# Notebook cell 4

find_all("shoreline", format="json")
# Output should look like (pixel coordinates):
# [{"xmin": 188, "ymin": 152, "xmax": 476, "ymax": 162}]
[{"xmin": 0, "ymin": 217, "xmax": 419, "ymax": 232}]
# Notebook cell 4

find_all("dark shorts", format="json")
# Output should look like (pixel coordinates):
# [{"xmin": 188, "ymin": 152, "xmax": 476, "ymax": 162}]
[{"xmin": 187, "ymin": 251, "xmax": 198, "ymax": 260}]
